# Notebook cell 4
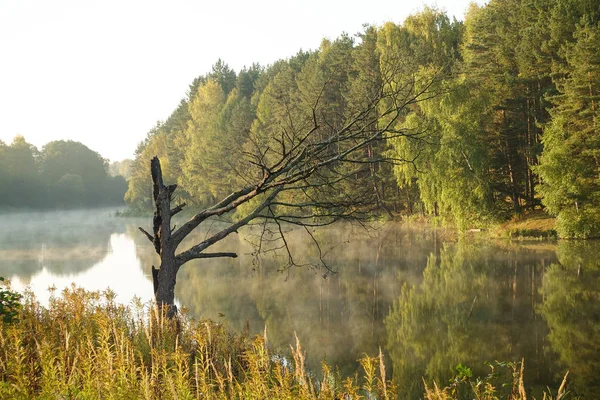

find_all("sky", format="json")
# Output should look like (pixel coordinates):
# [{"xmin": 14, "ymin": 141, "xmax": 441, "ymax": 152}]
[{"xmin": 0, "ymin": 0, "xmax": 484, "ymax": 162}]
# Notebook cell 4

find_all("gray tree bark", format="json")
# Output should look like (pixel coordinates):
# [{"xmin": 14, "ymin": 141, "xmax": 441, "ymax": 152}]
[{"xmin": 147, "ymin": 156, "xmax": 180, "ymax": 315}]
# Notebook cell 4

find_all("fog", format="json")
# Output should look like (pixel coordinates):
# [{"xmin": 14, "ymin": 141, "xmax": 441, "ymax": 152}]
[{"xmin": 0, "ymin": 208, "xmax": 128, "ymax": 279}]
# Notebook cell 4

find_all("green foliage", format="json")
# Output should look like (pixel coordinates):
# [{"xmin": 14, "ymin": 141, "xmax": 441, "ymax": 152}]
[
  {"xmin": 180, "ymin": 81, "xmax": 254, "ymax": 203},
  {"xmin": 424, "ymin": 360, "xmax": 539, "ymax": 400},
  {"xmin": 126, "ymin": 126, "xmax": 184, "ymax": 211},
  {"xmin": 40, "ymin": 140, "xmax": 126, "ymax": 207},
  {"xmin": 554, "ymin": 209, "xmax": 600, "ymax": 239},
  {"xmin": 122, "ymin": 3, "xmax": 599, "ymax": 237},
  {"xmin": 125, "ymin": 34, "xmax": 407, "ymax": 216},
  {"xmin": 0, "ymin": 286, "xmax": 575, "ymax": 399},
  {"xmin": 536, "ymin": 20, "xmax": 600, "ymax": 238},
  {"xmin": 382, "ymin": 8, "xmax": 497, "ymax": 229},
  {"xmin": 108, "ymin": 159, "xmax": 133, "ymax": 180},
  {"xmin": 0, "ymin": 278, "xmax": 21, "ymax": 324},
  {"xmin": 0, "ymin": 136, "xmax": 44, "ymax": 208},
  {"xmin": 208, "ymin": 58, "xmax": 237, "ymax": 97},
  {"xmin": 454, "ymin": 363, "xmax": 472, "ymax": 380}
]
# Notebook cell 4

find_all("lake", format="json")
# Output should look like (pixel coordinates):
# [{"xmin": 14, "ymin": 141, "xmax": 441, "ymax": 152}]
[{"xmin": 1, "ymin": 208, "xmax": 599, "ymax": 397}]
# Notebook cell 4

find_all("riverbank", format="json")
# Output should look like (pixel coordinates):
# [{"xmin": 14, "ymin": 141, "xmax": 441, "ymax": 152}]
[
  {"xmin": 400, "ymin": 210, "xmax": 557, "ymax": 241},
  {"xmin": 491, "ymin": 210, "xmax": 557, "ymax": 239}
]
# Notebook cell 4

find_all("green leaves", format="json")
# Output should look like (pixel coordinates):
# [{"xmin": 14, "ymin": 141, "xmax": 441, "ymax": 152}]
[
  {"xmin": 0, "ymin": 137, "xmax": 127, "ymax": 209},
  {"xmin": 122, "ymin": 2, "xmax": 599, "ymax": 236},
  {"xmin": 537, "ymin": 20, "xmax": 600, "ymax": 238},
  {"xmin": 0, "ymin": 277, "xmax": 22, "ymax": 324}
]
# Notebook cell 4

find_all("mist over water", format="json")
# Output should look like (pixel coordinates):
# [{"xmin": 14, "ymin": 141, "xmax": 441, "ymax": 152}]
[{"xmin": 1, "ymin": 209, "xmax": 599, "ymax": 397}]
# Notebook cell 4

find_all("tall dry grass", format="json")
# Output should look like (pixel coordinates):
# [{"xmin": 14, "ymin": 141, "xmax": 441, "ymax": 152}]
[
  {"xmin": 0, "ymin": 285, "xmax": 571, "ymax": 399},
  {"xmin": 0, "ymin": 286, "xmax": 394, "ymax": 399}
]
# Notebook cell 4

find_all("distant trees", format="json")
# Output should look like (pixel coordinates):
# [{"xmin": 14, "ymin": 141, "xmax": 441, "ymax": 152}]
[
  {"xmin": 0, "ymin": 136, "xmax": 44, "ymax": 208},
  {"xmin": 0, "ymin": 137, "xmax": 127, "ymax": 209},
  {"xmin": 109, "ymin": 159, "xmax": 133, "ymax": 180}
]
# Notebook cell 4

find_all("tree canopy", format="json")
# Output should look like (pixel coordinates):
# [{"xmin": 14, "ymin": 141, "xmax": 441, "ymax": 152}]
[{"xmin": 118, "ymin": 2, "xmax": 597, "ymax": 238}]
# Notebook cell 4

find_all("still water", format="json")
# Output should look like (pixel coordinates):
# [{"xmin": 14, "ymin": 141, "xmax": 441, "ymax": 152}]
[{"xmin": 1, "ymin": 209, "xmax": 599, "ymax": 397}]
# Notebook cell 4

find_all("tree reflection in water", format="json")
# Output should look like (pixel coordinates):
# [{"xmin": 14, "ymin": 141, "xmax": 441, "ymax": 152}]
[
  {"xmin": 385, "ymin": 238, "xmax": 561, "ymax": 398},
  {"xmin": 131, "ymin": 222, "xmax": 440, "ymax": 376},
  {"xmin": 134, "ymin": 223, "xmax": 599, "ymax": 397},
  {"xmin": 539, "ymin": 240, "xmax": 600, "ymax": 398},
  {"xmin": 0, "ymin": 208, "xmax": 127, "ymax": 281}
]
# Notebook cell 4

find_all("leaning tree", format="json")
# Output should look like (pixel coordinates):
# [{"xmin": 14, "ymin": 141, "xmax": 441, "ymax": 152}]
[{"xmin": 138, "ymin": 59, "xmax": 443, "ymax": 316}]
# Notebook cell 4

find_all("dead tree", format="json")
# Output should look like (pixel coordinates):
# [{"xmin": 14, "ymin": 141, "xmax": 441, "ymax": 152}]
[{"xmin": 139, "ymin": 65, "xmax": 441, "ymax": 316}]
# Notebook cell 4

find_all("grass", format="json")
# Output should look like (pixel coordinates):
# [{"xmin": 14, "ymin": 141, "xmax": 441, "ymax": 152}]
[
  {"xmin": 423, "ymin": 361, "xmax": 569, "ymax": 400},
  {"xmin": 493, "ymin": 210, "xmax": 557, "ymax": 239},
  {"xmin": 0, "ymin": 285, "xmax": 572, "ymax": 399},
  {"xmin": 0, "ymin": 285, "xmax": 395, "ymax": 399}
]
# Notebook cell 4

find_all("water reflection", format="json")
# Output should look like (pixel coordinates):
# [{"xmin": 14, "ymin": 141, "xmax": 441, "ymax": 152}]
[
  {"xmin": 385, "ymin": 238, "xmax": 558, "ymax": 398},
  {"xmin": 7, "ymin": 233, "xmax": 155, "ymax": 306},
  {"xmin": 538, "ymin": 241, "xmax": 600, "ymax": 397},
  {"xmin": 1, "ymin": 211, "xmax": 599, "ymax": 397},
  {"xmin": 0, "ymin": 208, "xmax": 126, "ymax": 280},
  {"xmin": 132, "ymin": 223, "xmax": 416, "ymax": 377}
]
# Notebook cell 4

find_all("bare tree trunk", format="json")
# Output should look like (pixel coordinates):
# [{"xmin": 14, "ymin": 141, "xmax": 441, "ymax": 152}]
[{"xmin": 144, "ymin": 157, "xmax": 181, "ymax": 316}]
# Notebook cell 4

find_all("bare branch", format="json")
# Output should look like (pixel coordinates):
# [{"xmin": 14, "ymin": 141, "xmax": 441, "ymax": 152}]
[
  {"xmin": 138, "ymin": 227, "xmax": 153, "ymax": 243},
  {"xmin": 171, "ymin": 184, "xmax": 258, "ymax": 245},
  {"xmin": 146, "ymin": 56, "xmax": 450, "ymax": 284},
  {"xmin": 175, "ymin": 187, "xmax": 283, "ymax": 265},
  {"xmin": 186, "ymin": 252, "xmax": 238, "ymax": 260},
  {"xmin": 170, "ymin": 202, "xmax": 187, "ymax": 217}
]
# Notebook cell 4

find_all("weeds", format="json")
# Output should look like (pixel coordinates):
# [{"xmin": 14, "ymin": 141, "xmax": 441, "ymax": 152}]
[
  {"xmin": 0, "ymin": 277, "xmax": 21, "ymax": 323},
  {"xmin": 0, "ymin": 286, "xmax": 571, "ymax": 399},
  {"xmin": 0, "ymin": 286, "xmax": 393, "ymax": 399},
  {"xmin": 423, "ymin": 360, "xmax": 571, "ymax": 400}
]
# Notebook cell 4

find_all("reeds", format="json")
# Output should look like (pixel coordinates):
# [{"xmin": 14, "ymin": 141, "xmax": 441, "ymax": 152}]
[
  {"xmin": 0, "ymin": 286, "xmax": 571, "ymax": 399},
  {"xmin": 0, "ymin": 286, "xmax": 393, "ymax": 399},
  {"xmin": 423, "ymin": 359, "xmax": 571, "ymax": 400}
]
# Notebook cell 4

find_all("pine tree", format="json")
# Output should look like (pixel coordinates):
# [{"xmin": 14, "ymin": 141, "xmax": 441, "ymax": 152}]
[{"xmin": 537, "ymin": 21, "xmax": 600, "ymax": 238}]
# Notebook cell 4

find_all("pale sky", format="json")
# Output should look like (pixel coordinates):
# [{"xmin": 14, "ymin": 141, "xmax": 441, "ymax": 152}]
[{"xmin": 0, "ymin": 0, "xmax": 483, "ymax": 162}]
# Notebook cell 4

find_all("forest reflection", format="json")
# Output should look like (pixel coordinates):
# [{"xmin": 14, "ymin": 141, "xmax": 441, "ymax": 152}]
[
  {"xmin": 131, "ymin": 222, "xmax": 425, "ymax": 377},
  {"xmin": 539, "ymin": 241, "xmax": 600, "ymax": 397},
  {"xmin": 0, "ymin": 209, "xmax": 124, "ymax": 281},
  {"xmin": 386, "ymin": 238, "xmax": 556, "ymax": 397}
]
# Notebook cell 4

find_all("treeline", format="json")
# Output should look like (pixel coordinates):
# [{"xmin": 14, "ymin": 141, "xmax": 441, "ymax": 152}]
[
  {"xmin": 0, "ymin": 136, "xmax": 127, "ymax": 209},
  {"xmin": 126, "ymin": 0, "xmax": 600, "ymax": 238}
]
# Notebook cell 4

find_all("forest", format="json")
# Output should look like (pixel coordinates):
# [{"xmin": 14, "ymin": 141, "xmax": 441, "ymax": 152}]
[
  {"xmin": 0, "ymin": 137, "xmax": 128, "ymax": 209},
  {"xmin": 124, "ymin": 0, "xmax": 600, "ymax": 239}
]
